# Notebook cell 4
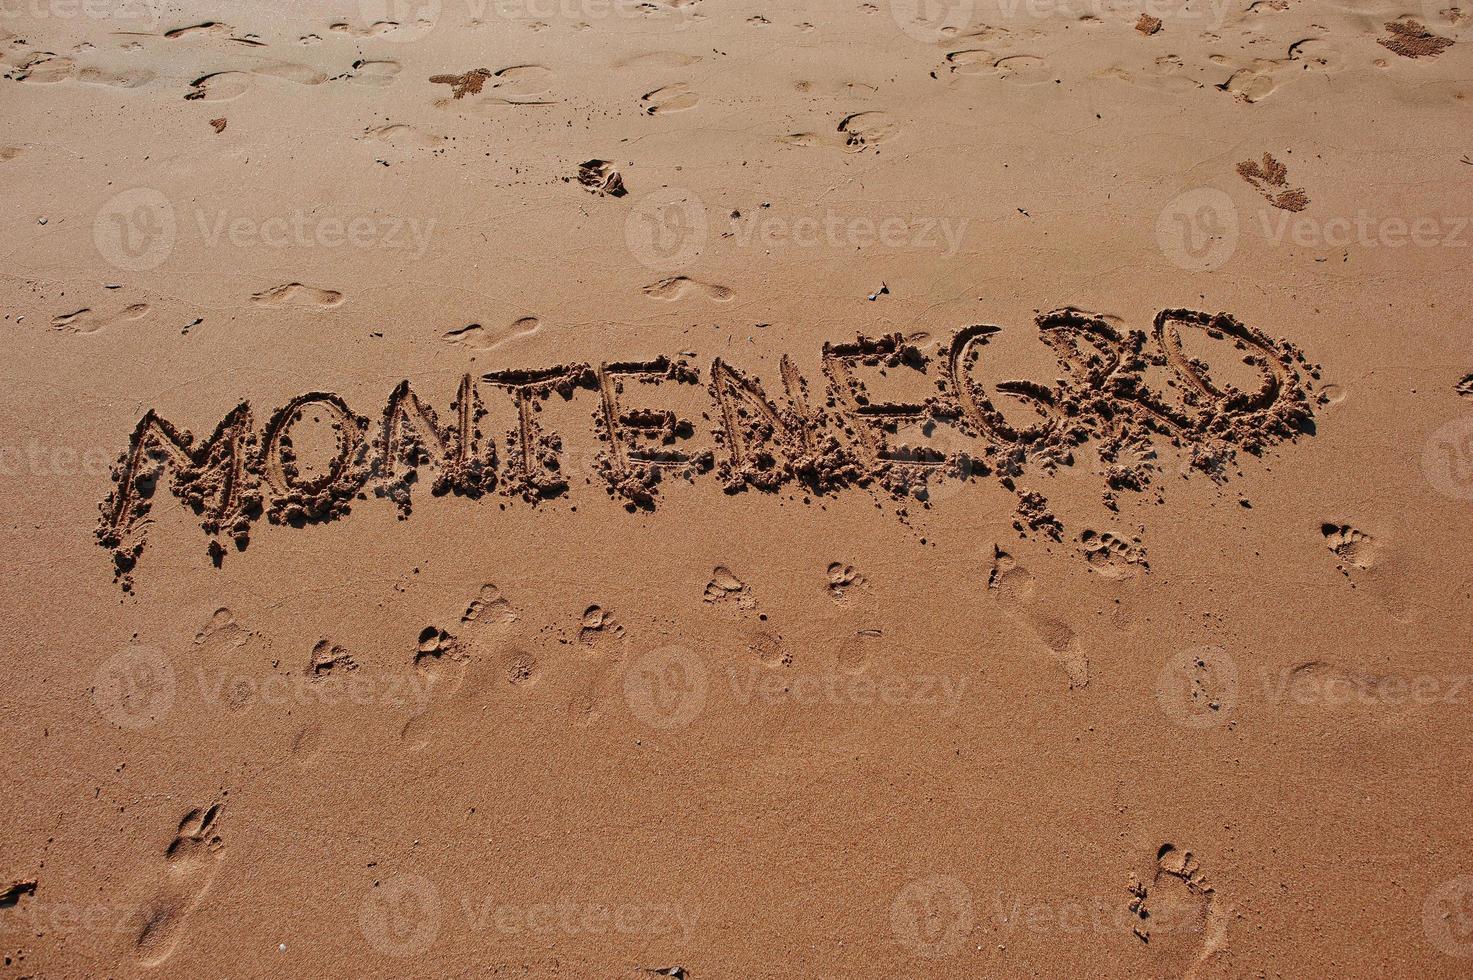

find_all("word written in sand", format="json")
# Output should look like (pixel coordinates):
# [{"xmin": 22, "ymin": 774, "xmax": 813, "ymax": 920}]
[{"xmin": 97, "ymin": 308, "xmax": 1324, "ymax": 586}]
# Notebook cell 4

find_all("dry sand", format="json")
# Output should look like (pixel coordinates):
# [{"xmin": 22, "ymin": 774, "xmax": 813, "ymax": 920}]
[{"xmin": 2, "ymin": 0, "xmax": 1472, "ymax": 975}]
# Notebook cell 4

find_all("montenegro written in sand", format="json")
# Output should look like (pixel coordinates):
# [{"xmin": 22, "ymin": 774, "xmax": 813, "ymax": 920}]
[{"xmin": 97, "ymin": 308, "xmax": 1325, "ymax": 587}]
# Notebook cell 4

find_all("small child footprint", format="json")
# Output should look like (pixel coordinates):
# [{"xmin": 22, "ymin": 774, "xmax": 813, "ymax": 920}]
[{"xmin": 987, "ymin": 546, "xmax": 1088, "ymax": 689}]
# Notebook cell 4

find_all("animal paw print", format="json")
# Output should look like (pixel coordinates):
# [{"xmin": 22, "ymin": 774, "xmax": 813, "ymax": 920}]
[{"xmin": 1321, "ymin": 523, "xmax": 1376, "ymax": 573}]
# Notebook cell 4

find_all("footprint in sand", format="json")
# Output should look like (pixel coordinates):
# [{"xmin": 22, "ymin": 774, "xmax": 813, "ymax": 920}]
[
  {"xmin": 578, "ymin": 605, "xmax": 625, "ymax": 649},
  {"xmin": 183, "ymin": 71, "xmax": 251, "ymax": 101},
  {"xmin": 306, "ymin": 639, "xmax": 357, "ymax": 677},
  {"xmin": 642, "ymin": 276, "xmax": 732, "ymax": 302},
  {"xmin": 193, "ymin": 607, "xmax": 251, "ymax": 654},
  {"xmin": 987, "ymin": 546, "xmax": 1088, "ymax": 689},
  {"xmin": 14, "ymin": 54, "xmax": 153, "ymax": 88},
  {"xmin": 837, "ymin": 111, "xmax": 899, "ymax": 152},
  {"xmin": 641, "ymin": 82, "xmax": 699, "ymax": 114},
  {"xmin": 615, "ymin": 51, "xmax": 702, "ymax": 69},
  {"xmin": 344, "ymin": 59, "xmax": 402, "ymax": 87},
  {"xmin": 704, "ymin": 566, "xmax": 756, "ymax": 610},
  {"xmin": 1127, "ymin": 844, "xmax": 1227, "ymax": 976},
  {"xmin": 835, "ymin": 628, "xmax": 882, "ymax": 674},
  {"xmin": 402, "ymin": 587, "xmax": 517, "ymax": 749},
  {"xmin": 442, "ymin": 317, "xmax": 541, "ymax": 351},
  {"xmin": 749, "ymin": 628, "xmax": 792, "ymax": 668},
  {"xmin": 1077, "ymin": 530, "xmax": 1147, "ymax": 579},
  {"xmin": 250, "ymin": 283, "xmax": 343, "ymax": 308},
  {"xmin": 825, "ymin": 562, "xmax": 866, "ymax": 602},
  {"xmin": 133, "ymin": 801, "xmax": 226, "ymax": 967},
  {"xmin": 51, "ymin": 304, "xmax": 150, "ymax": 335},
  {"xmin": 1321, "ymin": 522, "xmax": 1377, "ymax": 574},
  {"xmin": 361, "ymin": 123, "xmax": 446, "ymax": 148}
]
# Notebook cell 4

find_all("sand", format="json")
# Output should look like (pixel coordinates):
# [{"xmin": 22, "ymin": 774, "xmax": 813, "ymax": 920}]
[{"xmin": 2, "ymin": 0, "xmax": 1472, "ymax": 975}]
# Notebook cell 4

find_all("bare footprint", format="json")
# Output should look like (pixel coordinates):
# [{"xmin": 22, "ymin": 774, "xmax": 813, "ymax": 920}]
[
  {"xmin": 1078, "ymin": 530, "xmax": 1147, "ymax": 579},
  {"xmin": 642, "ymin": 276, "xmax": 733, "ymax": 302},
  {"xmin": 307, "ymin": 639, "xmax": 357, "ymax": 677},
  {"xmin": 462, "ymin": 583, "xmax": 517, "ymax": 626},
  {"xmin": 1321, "ymin": 522, "xmax": 1376, "ymax": 573},
  {"xmin": 641, "ymin": 82, "xmax": 699, "ymax": 114},
  {"xmin": 193, "ymin": 607, "xmax": 251, "ymax": 654},
  {"xmin": 250, "ymin": 282, "xmax": 343, "ymax": 308},
  {"xmin": 837, "ymin": 111, "xmax": 899, "ymax": 152},
  {"xmin": 835, "ymin": 628, "xmax": 882, "ymax": 674},
  {"xmin": 987, "ymin": 546, "xmax": 1088, "ymax": 688},
  {"xmin": 1127, "ymin": 844, "xmax": 1227, "ymax": 977},
  {"xmin": 748, "ymin": 629, "xmax": 792, "ymax": 668},
  {"xmin": 578, "ymin": 605, "xmax": 625, "ymax": 648},
  {"xmin": 442, "ymin": 317, "xmax": 541, "ymax": 351},
  {"xmin": 704, "ymin": 566, "xmax": 756, "ymax": 610},
  {"xmin": 133, "ymin": 802, "xmax": 226, "ymax": 967},
  {"xmin": 51, "ymin": 303, "xmax": 150, "ymax": 335},
  {"xmin": 184, "ymin": 70, "xmax": 251, "ymax": 101},
  {"xmin": 1236, "ymin": 153, "xmax": 1308, "ymax": 212},
  {"xmin": 361, "ymin": 123, "xmax": 446, "ymax": 148},
  {"xmin": 825, "ymin": 562, "xmax": 866, "ymax": 602},
  {"xmin": 616, "ymin": 51, "xmax": 702, "ymax": 69}
]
